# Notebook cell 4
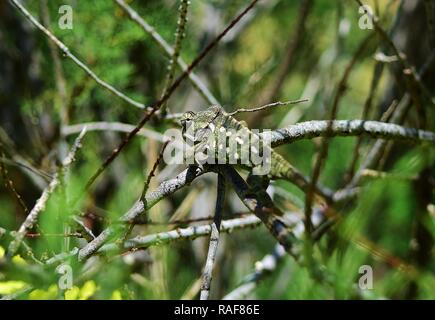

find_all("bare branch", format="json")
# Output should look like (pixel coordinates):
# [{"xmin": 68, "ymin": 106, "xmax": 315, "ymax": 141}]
[
  {"xmin": 269, "ymin": 120, "xmax": 435, "ymax": 147},
  {"xmin": 256, "ymin": 0, "xmax": 313, "ymax": 105},
  {"xmin": 223, "ymin": 207, "xmax": 326, "ymax": 300},
  {"xmin": 304, "ymin": 33, "xmax": 374, "ymax": 233},
  {"xmin": 82, "ymin": 0, "xmax": 259, "ymax": 194},
  {"xmin": 78, "ymin": 166, "xmax": 205, "ymax": 260},
  {"xmin": 63, "ymin": 119, "xmax": 434, "ymax": 149},
  {"xmin": 200, "ymin": 174, "xmax": 226, "ymax": 300},
  {"xmin": 228, "ymin": 99, "xmax": 309, "ymax": 116},
  {"xmin": 214, "ymin": 166, "xmax": 302, "ymax": 258},
  {"xmin": 141, "ymin": 141, "xmax": 170, "ymax": 200},
  {"xmin": 223, "ymin": 245, "xmax": 286, "ymax": 300},
  {"xmin": 40, "ymin": 0, "xmax": 68, "ymax": 126},
  {"xmin": 97, "ymin": 215, "xmax": 261, "ymax": 255},
  {"xmin": 357, "ymin": 0, "xmax": 435, "ymax": 109},
  {"xmin": 115, "ymin": 0, "xmax": 219, "ymax": 105},
  {"xmin": 7, "ymin": 128, "xmax": 87, "ymax": 258},
  {"xmin": 0, "ymin": 148, "xmax": 29, "ymax": 214},
  {"xmin": 9, "ymin": 0, "xmax": 147, "ymax": 110},
  {"xmin": 62, "ymin": 122, "xmax": 167, "ymax": 143},
  {"xmin": 160, "ymin": 0, "xmax": 190, "ymax": 115}
]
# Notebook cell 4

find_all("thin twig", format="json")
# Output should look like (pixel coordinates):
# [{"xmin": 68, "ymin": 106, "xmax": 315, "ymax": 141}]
[
  {"xmin": 343, "ymin": 47, "xmax": 435, "ymax": 193},
  {"xmin": 360, "ymin": 169, "xmax": 417, "ymax": 181},
  {"xmin": 78, "ymin": 166, "xmax": 205, "ymax": 260},
  {"xmin": 115, "ymin": 0, "xmax": 219, "ymax": 105},
  {"xmin": 104, "ymin": 215, "xmax": 261, "ymax": 253},
  {"xmin": 200, "ymin": 174, "xmax": 226, "ymax": 300},
  {"xmin": 0, "ymin": 128, "xmax": 50, "ymax": 189},
  {"xmin": 82, "ymin": 0, "xmax": 259, "ymax": 194},
  {"xmin": 62, "ymin": 122, "xmax": 167, "ymax": 143},
  {"xmin": 9, "ymin": 0, "xmax": 147, "ymax": 110},
  {"xmin": 344, "ymin": 60, "xmax": 384, "ymax": 182},
  {"xmin": 346, "ymin": 94, "xmax": 412, "ymax": 190},
  {"xmin": 141, "ymin": 141, "xmax": 170, "ymax": 200},
  {"xmin": 0, "ymin": 147, "xmax": 29, "ymax": 214},
  {"xmin": 228, "ymin": 99, "xmax": 309, "ymax": 115},
  {"xmin": 6, "ymin": 128, "xmax": 87, "ymax": 258},
  {"xmin": 160, "ymin": 0, "xmax": 190, "ymax": 115},
  {"xmin": 120, "ymin": 141, "xmax": 170, "ymax": 246},
  {"xmin": 357, "ymin": 0, "xmax": 435, "ymax": 109},
  {"xmin": 304, "ymin": 32, "xmax": 374, "ymax": 233},
  {"xmin": 223, "ymin": 206, "xmax": 327, "ymax": 299},
  {"xmin": 47, "ymin": 214, "xmax": 262, "ymax": 265},
  {"xmin": 256, "ymin": 0, "xmax": 313, "ymax": 106},
  {"xmin": 40, "ymin": 0, "xmax": 68, "ymax": 126}
]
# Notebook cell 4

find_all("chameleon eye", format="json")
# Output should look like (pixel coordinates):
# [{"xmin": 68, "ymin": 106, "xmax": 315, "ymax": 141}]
[
  {"xmin": 180, "ymin": 111, "xmax": 196, "ymax": 126},
  {"xmin": 181, "ymin": 111, "xmax": 196, "ymax": 138}
]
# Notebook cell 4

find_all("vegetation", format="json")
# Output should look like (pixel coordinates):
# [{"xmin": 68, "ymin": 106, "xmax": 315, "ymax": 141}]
[{"xmin": 0, "ymin": 0, "xmax": 434, "ymax": 300}]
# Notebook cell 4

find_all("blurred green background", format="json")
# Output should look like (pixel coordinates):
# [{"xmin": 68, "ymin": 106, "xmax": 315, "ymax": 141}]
[{"xmin": 0, "ymin": 0, "xmax": 434, "ymax": 299}]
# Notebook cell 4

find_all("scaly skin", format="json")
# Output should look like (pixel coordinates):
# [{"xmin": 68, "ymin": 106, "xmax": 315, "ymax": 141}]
[
  {"xmin": 181, "ymin": 105, "xmax": 330, "ymax": 255},
  {"xmin": 181, "ymin": 105, "xmax": 332, "ymax": 201}
]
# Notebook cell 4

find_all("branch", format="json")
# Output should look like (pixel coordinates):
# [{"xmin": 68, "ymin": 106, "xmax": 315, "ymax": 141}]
[
  {"xmin": 82, "ymin": 0, "xmax": 259, "ymax": 194},
  {"xmin": 269, "ymin": 120, "xmax": 435, "ymax": 147},
  {"xmin": 115, "ymin": 0, "xmax": 219, "ymax": 105},
  {"xmin": 357, "ymin": 0, "xmax": 435, "ymax": 110},
  {"xmin": 7, "ymin": 128, "xmax": 87, "ymax": 258},
  {"xmin": 96, "ymin": 215, "xmax": 261, "ymax": 255},
  {"xmin": 78, "ymin": 166, "xmax": 205, "ymax": 260},
  {"xmin": 62, "ymin": 119, "xmax": 435, "ymax": 148},
  {"xmin": 223, "ymin": 207, "xmax": 326, "ymax": 299},
  {"xmin": 73, "ymin": 117, "xmax": 434, "ymax": 261},
  {"xmin": 200, "ymin": 174, "xmax": 226, "ymax": 300},
  {"xmin": 62, "ymin": 122, "xmax": 166, "ymax": 143},
  {"xmin": 0, "ymin": 148, "xmax": 29, "ymax": 215},
  {"xmin": 256, "ymin": 0, "xmax": 313, "ymax": 105},
  {"xmin": 214, "ymin": 166, "xmax": 302, "ymax": 258},
  {"xmin": 0, "ymin": 128, "xmax": 49, "ymax": 190},
  {"xmin": 223, "ymin": 244, "xmax": 286, "ymax": 300},
  {"xmin": 304, "ymin": 33, "xmax": 375, "ymax": 233},
  {"xmin": 160, "ymin": 0, "xmax": 190, "ymax": 115},
  {"xmin": 9, "ymin": 0, "xmax": 147, "ymax": 110},
  {"xmin": 342, "ymin": 48, "xmax": 435, "ymax": 194}
]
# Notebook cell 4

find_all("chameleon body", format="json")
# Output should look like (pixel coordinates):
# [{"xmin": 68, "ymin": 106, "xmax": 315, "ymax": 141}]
[{"xmin": 181, "ymin": 105, "xmax": 330, "ymax": 199}]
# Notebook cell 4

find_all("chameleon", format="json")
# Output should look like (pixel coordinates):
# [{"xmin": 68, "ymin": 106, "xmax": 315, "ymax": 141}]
[{"xmin": 180, "ymin": 105, "xmax": 332, "ymax": 202}]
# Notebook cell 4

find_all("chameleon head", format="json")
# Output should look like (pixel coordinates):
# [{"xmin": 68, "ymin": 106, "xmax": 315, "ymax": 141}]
[
  {"xmin": 180, "ymin": 111, "xmax": 196, "ymax": 137},
  {"xmin": 180, "ymin": 105, "xmax": 223, "ymax": 143}
]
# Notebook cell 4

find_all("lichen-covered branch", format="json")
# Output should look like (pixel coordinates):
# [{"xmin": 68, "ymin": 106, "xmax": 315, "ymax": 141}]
[
  {"xmin": 99, "ymin": 215, "xmax": 262, "ymax": 254},
  {"xmin": 269, "ymin": 120, "xmax": 435, "ymax": 148},
  {"xmin": 63, "ymin": 119, "xmax": 434, "ymax": 149}
]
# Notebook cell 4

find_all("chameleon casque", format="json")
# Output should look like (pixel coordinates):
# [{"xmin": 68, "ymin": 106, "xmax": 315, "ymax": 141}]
[{"xmin": 180, "ymin": 105, "xmax": 331, "ymax": 201}]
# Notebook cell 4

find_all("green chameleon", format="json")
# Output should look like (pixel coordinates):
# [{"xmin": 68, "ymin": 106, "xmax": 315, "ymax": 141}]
[{"xmin": 180, "ymin": 105, "xmax": 332, "ymax": 202}]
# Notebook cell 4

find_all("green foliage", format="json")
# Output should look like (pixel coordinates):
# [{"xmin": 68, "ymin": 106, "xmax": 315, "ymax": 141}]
[{"xmin": 0, "ymin": 0, "xmax": 433, "ymax": 300}]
